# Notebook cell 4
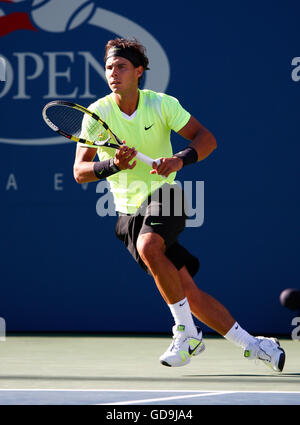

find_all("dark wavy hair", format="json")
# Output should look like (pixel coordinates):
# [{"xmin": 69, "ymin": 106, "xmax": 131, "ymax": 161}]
[{"xmin": 104, "ymin": 37, "xmax": 149, "ymax": 86}]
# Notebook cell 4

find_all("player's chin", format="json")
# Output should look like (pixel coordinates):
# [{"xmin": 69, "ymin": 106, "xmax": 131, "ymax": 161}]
[{"xmin": 110, "ymin": 83, "xmax": 122, "ymax": 93}]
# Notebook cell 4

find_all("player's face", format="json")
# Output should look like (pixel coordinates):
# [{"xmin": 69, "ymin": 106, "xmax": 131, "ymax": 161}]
[{"xmin": 105, "ymin": 56, "xmax": 143, "ymax": 94}]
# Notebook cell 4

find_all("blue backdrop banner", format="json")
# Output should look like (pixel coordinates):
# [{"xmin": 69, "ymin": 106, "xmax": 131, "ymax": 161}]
[{"xmin": 0, "ymin": 0, "xmax": 299, "ymax": 335}]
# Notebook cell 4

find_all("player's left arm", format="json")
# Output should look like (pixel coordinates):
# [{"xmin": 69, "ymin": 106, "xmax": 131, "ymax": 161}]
[
  {"xmin": 178, "ymin": 115, "xmax": 217, "ymax": 162},
  {"xmin": 152, "ymin": 116, "xmax": 217, "ymax": 177}
]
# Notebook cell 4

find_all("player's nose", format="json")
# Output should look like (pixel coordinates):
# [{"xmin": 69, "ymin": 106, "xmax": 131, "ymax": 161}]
[{"xmin": 111, "ymin": 66, "xmax": 119, "ymax": 77}]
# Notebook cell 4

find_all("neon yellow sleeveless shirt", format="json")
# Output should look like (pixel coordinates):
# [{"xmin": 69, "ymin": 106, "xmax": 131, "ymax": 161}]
[{"xmin": 86, "ymin": 89, "xmax": 190, "ymax": 214}]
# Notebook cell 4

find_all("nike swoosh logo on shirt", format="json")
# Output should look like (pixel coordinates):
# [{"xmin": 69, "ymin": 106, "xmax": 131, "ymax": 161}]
[{"xmin": 144, "ymin": 124, "xmax": 154, "ymax": 131}]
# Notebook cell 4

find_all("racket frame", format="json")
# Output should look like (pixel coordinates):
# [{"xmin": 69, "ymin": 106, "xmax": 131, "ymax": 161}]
[
  {"xmin": 42, "ymin": 100, "xmax": 122, "ymax": 148},
  {"xmin": 42, "ymin": 100, "xmax": 161, "ymax": 169}
]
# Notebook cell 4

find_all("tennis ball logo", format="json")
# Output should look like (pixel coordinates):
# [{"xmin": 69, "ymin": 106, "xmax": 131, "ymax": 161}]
[{"xmin": 31, "ymin": 0, "xmax": 96, "ymax": 32}]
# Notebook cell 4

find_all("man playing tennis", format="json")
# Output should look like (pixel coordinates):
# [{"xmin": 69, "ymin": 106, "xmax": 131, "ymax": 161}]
[{"xmin": 73, "ymin": 38, "xmax": 285, "ymax": 372}]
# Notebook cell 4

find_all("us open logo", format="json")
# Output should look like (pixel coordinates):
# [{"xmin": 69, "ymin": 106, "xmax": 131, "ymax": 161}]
[{"xmin": 0, "ymin": 0, "xmax": 170, "ymax": 146}]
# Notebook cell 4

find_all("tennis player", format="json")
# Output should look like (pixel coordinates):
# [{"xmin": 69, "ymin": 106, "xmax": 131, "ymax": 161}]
[{"xmin": 73, "ymin": 38, "xmax": 285, "ymax": 372}]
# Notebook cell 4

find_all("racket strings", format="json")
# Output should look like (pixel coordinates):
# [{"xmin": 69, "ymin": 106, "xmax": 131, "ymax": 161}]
[{"xmin": 46, "ymin": 105, "xmax": 109, "ymax": 143}]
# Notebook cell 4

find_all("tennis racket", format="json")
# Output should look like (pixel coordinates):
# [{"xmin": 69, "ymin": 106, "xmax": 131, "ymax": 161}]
[{"xmin": 42, "ymin": 100, "xmax": 161, "ymax": 168}]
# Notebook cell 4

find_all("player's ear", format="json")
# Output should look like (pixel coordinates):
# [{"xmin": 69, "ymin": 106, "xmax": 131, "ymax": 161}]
[{"xmin": 136, "ymin": 66, "xmax": 144, "ymax": 79}]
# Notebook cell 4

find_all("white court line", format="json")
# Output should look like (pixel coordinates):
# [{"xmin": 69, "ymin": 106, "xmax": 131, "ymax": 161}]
[
  {"xmin": 0, "ymin": 389, "xmax": 300, "ymax": 394},
  {"xmin": 0, "ymin": 389, "xmax": 199, "ymax": 392},
  {"xmin": 99, "ymin": 391, "xmax": 236, "ymax": 405}
]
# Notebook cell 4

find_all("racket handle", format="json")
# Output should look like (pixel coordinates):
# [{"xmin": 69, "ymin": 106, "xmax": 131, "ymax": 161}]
[
  {"xmin": 135, "ymin": 151, "xmax": 160, "ymax": 167},
  {"xmin": 135, "ymin": 152, "xmax": 166, "ymax": 178}
]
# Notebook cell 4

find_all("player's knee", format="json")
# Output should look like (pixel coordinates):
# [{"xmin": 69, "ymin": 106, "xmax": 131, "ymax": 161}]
[{"xmin": 137, "ymin": 233, "xmax": 165, "ymax": 264}]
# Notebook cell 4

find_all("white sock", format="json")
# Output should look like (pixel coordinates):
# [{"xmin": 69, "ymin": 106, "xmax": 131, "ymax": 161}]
[
  {"xmin": 168, "ymin": 297, "xmax": 197, "ymax": 336},
  {"xmin": 224, "ymin": 322, "xmax": 257, "ymax": 349}
]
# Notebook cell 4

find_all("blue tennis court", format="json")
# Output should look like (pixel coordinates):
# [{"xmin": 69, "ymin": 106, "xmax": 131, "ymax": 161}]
[{"xmin": 0, "ymin": 389, "xmax": 300, "ymax": 405}]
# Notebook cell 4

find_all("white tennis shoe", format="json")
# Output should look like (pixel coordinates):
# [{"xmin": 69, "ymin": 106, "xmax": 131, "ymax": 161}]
[
  {"xmin": 244, "ymin": 336, "xmax": 285, "ymax": 372},
  {"xmin": 160, "ymin": 325, "xmax": 205, "ymax": 367}
]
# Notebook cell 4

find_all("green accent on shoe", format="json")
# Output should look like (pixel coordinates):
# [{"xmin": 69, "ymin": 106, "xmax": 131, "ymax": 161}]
[
  {"xmin": 244, "ymin": 350, "xmax": 251, "ymax": 358},
  {"xmin": 177, "ymin": 325, "xmax": 185, "ymax": 332},
  {"xmin": 179, "ymin": 350, "xmax": 190, "ymax": 363}
]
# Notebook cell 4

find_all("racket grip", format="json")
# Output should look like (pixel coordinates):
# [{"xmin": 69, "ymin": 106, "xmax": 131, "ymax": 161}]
[
  {"xmin": 135, "ymin": 152, "xmax": 166, "ymax": 178},
  {"xmin": 135, "ymin": 151, "xmax": 159, "ymax": 167}
]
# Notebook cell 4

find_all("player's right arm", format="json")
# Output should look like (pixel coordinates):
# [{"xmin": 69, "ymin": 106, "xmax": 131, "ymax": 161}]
[
  {"xmin": 73, "ymin": 144, "xmax": 137, "ymax": 184},
  {"xmin": 73, "ymin": 145, "xmax": 99, "ymax": 184}
]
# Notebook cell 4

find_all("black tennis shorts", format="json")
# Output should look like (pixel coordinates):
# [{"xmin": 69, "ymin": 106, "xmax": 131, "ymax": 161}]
[{"xmin": 115, "ymin": 183, "xmax": 200, "ymax": 277}]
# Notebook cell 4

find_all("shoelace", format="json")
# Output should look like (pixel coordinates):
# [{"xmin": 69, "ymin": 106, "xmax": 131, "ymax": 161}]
[
  {"xmin": 257, "ymin": 348, "xmax": 271, "ymax": 362},
  {"xmin": 171, "ymin": 333, "xmax": 188, "ymax": 351}
]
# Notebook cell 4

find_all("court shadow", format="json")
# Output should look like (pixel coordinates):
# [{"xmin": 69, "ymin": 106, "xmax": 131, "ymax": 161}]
[
  {"xmin": 0, "ymin": 374, "xmax": 300, "ymax": 384},
  {"xmin": 185, "ymin": 373, "xmax": 300, "ymax": 377}
]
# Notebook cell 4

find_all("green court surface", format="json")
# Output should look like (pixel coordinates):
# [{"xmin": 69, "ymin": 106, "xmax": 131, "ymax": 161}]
[{"xmin": 0, "ymin": 334, "xmax": 299, "ymax": 404}]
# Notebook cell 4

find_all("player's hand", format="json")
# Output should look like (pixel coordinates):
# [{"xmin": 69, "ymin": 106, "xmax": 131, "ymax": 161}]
[
  {"xmin": 150, "ymin": 156, "xmax": 183, "ymax": 177},
  {"xmin": 114, "ymin": 142, "xmax": 137, "ymax": 170}
]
